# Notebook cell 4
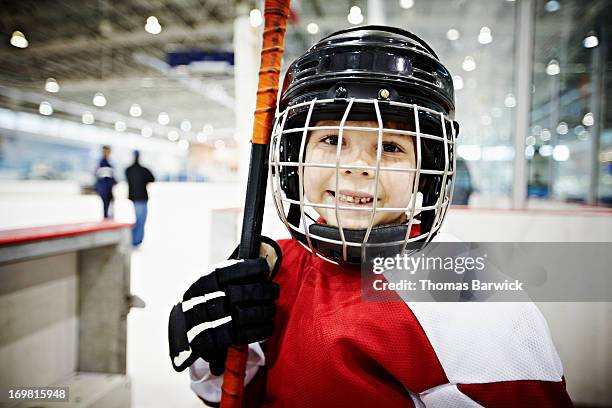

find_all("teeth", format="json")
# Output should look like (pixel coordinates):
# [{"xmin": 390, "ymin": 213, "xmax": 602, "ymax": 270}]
[{"xmin": 336, "ymin": 193, "xmax": 373, "ymax": 204}]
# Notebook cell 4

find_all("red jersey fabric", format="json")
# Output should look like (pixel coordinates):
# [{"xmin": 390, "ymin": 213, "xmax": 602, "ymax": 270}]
[{"xmin": 245, "ymin": 239, "xmax": 572, "ymax": 407}]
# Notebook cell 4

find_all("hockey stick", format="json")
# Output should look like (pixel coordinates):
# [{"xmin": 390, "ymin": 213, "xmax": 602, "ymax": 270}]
[{"xmin": 220, "ymin": 1, "xmax": 291, "ymax": 407}]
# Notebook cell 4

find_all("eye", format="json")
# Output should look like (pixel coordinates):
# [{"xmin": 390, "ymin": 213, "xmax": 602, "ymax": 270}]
[
  {"xmin": 321, "ymin": 135, "xmax": 340, "ymax": 146},
  {"xmin": 382, "ymin": 142, "xmax": 404, "ymax": 153}
]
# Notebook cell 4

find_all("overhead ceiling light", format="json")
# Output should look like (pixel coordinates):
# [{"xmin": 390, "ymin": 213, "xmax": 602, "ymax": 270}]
[
  {"xmin": 93, "ymin": 92, "xmax": 107, "ymax": 107},
  {"xmin": 214, "ymin": 139, "xmax": 226, "ymax": 150},
  {"xmin": 145, "ymin": 16, "xmax": 162, "ymax": 34},
  {"xmin": 115, "ymin": 121, "xmax": 126, "ymax": 132},
  {"xmin": 504, "ymin": 93, "xmax": 516, "ymax": 108},
  {"xmin": 347, "ymin": 6, "xmax": 364, "ymax": 25},
  {"xmin": 539, "ymin": 144, "xmax": 553, "ymax": 157},
  {"xmin": 10, "ymin": 31, "xmax": 28, "ymax": 48},
  {"xmin": 45, "ymin": 78, "xmax": 60, "ymax": 93},
  {"xmin": 39, "ymin": 101, "xmax": 53, "ymax": 116},
  {"xmin": 180, "ymin": 120, "xmax": 192, "ymax": 132},
  {"xmin": 399, "ymin": 0, "xmax": 415, "ymax": 9},
  {"xmin": 526, "ymin": 136, "xmax": 536, "ymax": 146},
  {"xmin": 478, "ymin": 26, "xmax": 493, "ymax": 44},
  {"xmin": 452, "ymin": 75, "xmax": 464, "ymax": 90},
  {"xmin": 141, "ymin": 127, "xmax": 153, "ymax": 137},
  {"xmin": 544, "ymin": 0, "xmax": 560, "ymax": 12},
  {"xmin": 196, "ymin": 132, "xmax": 207, "ymax": 143},
  {"xmin": 178, "ymin": 139, "xmax": 190, "ymax": 151},
  {"xmin": 462, "ymin": 56, "xmax": 476, "ymax": 71},
  {"xmin": 307, "ymin": 23, "xmax": 319, "ymax": 35},
  {"xmin": 556, "ymin": 122, "xmax": 568, "ymax": 135},
  {"xmin": 158, "ymin": 111, "xmax": 170, "ymax": 125},
  {"xmin": 540, "ymin": 128, "xmax": 551, "ymax": 141},
  {"xmin": 545, "ymin": 59, "xmax": 560, "ymax": 76},
  {"xmin": 552, "ymin": 145, "xmax": 570, "ymax": 162},
  {"xmin": 583, "ymin": 33, "xmax": 599, "ymax": 48},
  {"xmin": 249, "ymin": 9, "xmax": 263, "ymax": 27},
  {"xmin": 168, "ymin": 130, "xmax": 180, "ymax": 141},
  {"xmin": 129, "ymin": 103, "xmax": 142, "ymax": 117},
  {"xmin": 582, "ymin": 112, "xmax": 594, "ymax": 127},
  {"xmin": 202, "ymin": 123, "xmax": 214, "ymax": 136},
  {"xmin": 525, "ymin": 145, "xmax": 535, "ymax": 159},
  {"xmin": 82, "ymin": 111, "xmax": 94, "ymax": 125},
  {"xmin": 446, "ymin": 28, "xmax": 460, "ymax": 41}
]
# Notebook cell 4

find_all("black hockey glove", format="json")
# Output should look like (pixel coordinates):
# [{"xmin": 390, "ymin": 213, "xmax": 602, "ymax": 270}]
[{"xmin": 168, "ymin": 237, "xmax": 281, "ymax": 375}]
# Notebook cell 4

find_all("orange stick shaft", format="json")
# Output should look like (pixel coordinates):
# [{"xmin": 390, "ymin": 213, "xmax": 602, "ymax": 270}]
[{"xmin": 220, "ymin": 1, "xmax": 290, "ymax": 407}]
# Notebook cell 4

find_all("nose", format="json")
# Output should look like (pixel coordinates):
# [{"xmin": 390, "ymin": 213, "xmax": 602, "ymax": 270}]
[{"xmin": 341, "ymin": 149, "xmax": 376, "ymax": 178}]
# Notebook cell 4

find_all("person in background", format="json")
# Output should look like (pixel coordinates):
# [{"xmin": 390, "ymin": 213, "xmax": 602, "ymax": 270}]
[
  {"xmin": 125, "ymin": 150, "xmax": 155, "ymax": 247},
  {"xmin": 94, "ymin": 145, "xmax": 116, "ymax": 219}
]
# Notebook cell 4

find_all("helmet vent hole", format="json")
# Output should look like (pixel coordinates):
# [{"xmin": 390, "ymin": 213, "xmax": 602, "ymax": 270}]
[{"xmin": 295, "ymin": 60, "xmax": 319, "ymax": 80}]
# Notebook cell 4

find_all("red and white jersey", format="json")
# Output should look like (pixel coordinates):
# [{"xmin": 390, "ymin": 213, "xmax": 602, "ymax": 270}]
[{"xmin": 191, "ymin": 238, "xmax": 572, "ymax": 407}]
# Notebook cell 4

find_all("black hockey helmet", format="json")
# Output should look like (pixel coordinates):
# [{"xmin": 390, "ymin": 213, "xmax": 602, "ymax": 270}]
[{"xmin": 270, "ymin": 25, "xmax": 459, "ymax": 264}]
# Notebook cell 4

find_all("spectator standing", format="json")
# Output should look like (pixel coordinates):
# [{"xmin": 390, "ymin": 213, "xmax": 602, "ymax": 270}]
[
  {"xmin": 125, "ymin": 150, "xmax": 155, "ymax": 247},
  {"xmin": 94, "ymin": 145, "xmax": 117, "ymax": 219}
]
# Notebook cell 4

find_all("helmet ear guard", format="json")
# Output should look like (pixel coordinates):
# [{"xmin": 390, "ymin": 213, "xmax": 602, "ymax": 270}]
[{"xmin": 270, "ymin": 25, "xmax": 458, "ymax": 265}]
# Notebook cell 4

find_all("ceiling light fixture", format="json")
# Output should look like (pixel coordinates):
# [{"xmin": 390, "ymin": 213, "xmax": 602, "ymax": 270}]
[
  {"xmin": 180, "ymin": 120, "xmax": 192, "ymax": 132},
  {"xmin": 93, "ymin": 92, "xmax": 107, "ymax": 107},
  {"xmin": 446, "ymin": 28, "xmax": 460, "ymax": 41},
  {"xmin": 307, "ymin": 23, "xmax": 319, "ymax": 35},
  {"xmin": 452, "ymin": 75, "xmax": 464, "ymax": 90},
  {"xmin": 583, "ymin": 33, "xmax": 599, "ymax": 48},
  {"xmin": 145, "ymin": 16, "xmax": 162, "ymax": 34},
  {"xmin": 45, "ymin": 78, "xmax": 60, "ymax": 93},
  {"xmin": 347, "ymin": 6, "xmax": 364, "ymax": 25},
  {"xmin": 115, "ymin": 121, "xmax": 127, "ymax": 132},
  {"xmin": 141, "ymin": 127, "xmax": 153, "ymax": 137},
  {"xmin": 545, "ymin": 59, "xmax": 560, "ymax": 76},
  {"xmin": 399, "ymin": 0, "xmax": 415, "ymax": 9},
  {"xmin": 462, "ymin": 56, "xmax": 476, "ymax": 71},
  {"xmin": 478, "ymin": 26, "xmax": 493, "ymax": 44},
  {"xmin": 39, "ymin": 101, "xmax": 53, "ymax": 116},
  {"xmin": 158, "ymin": 112, "xmax": 170, "ymax": 125},
  {"xmin": 129, "ymin": 104, "xmax": 142, "ymax": 117},
  {"xmin": 82, "ymin": 111, "xmax": 94, "ymax": 125},
  {"xmin": 249, "ymin": 9, "xmax": 263, "ymax": 27},
  {"xmin": 10, "ymin": 31, "xmax": 28, "ymax": 48},
  {"xmin": 168, "ymin": 130, "xmax": 179, "ymax": 141},
  {"xmin": 544, "ymin": 0, "xmax": 560, "ymax": 12}
]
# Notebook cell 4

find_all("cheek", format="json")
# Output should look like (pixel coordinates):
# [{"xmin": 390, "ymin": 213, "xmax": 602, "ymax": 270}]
[
  {"xmin": 304, "ymin": 168, "xmax": 326, "ymax": 201},
  {"xmin": 380, "ymin": 171, "xmax": 414, "ymax": 205}
]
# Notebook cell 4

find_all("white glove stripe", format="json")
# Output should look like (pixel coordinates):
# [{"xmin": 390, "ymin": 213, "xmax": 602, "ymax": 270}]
[
  {"xmin": 187, "ymin": 315, "xmax": 232, "ymax": 343},
  {"xmin": 182, "ymin": 291, "xmax": 226, "ymax": 312},
  {"xmin": 173, "ymin": 349, "xmax": 192, "ymax": 367}
]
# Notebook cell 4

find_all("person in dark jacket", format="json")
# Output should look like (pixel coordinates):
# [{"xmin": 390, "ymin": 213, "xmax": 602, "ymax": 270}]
[
  {"xmin": 94, "ymin": 145, "xmax": 117, "ymax": 218},
  {"xmin": 125, "ymin": 150, "xmax": 155, "ymax": 247}
]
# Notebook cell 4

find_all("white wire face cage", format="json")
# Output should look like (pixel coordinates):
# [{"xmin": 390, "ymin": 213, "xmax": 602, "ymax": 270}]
[{"xmin": 269, "ymin": 97, "xmax": 457, "ymax": 265}]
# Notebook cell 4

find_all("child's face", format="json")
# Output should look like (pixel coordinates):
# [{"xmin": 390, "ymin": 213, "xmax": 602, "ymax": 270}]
[{"xmin": 304, "ymin": 120, "xmax": 417, "ymax": 229}]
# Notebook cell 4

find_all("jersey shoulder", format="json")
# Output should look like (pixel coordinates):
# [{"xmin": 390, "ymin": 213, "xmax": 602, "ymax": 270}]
[{"xmin": 407, "ymin": 301, "xmax": 564, "ymax": 384}]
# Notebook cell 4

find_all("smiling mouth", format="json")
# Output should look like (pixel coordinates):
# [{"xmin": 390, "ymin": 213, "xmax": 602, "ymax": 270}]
[{"xmin": 326, "ymin": 190, "xmax": 380, "ymax": 206}]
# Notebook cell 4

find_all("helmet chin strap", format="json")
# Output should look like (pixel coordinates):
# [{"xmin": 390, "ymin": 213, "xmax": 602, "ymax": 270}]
[
  {"xmin": 308, "ymin": 223, "xmax": 421, "ymax": 265},
  {"xmin": 286, "ymin": 202, "xmax": 425, "ymax": 265}
]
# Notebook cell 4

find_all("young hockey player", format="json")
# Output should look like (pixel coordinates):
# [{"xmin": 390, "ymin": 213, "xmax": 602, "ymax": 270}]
[{"xmin": 168, "ymin": 26, "xmax": 573, "ymax": 407}]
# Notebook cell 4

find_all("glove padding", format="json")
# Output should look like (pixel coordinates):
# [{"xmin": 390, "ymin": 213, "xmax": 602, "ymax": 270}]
[{"xmin": 169, "ymin": 239, "xmax": 281, "ymax": 375}]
